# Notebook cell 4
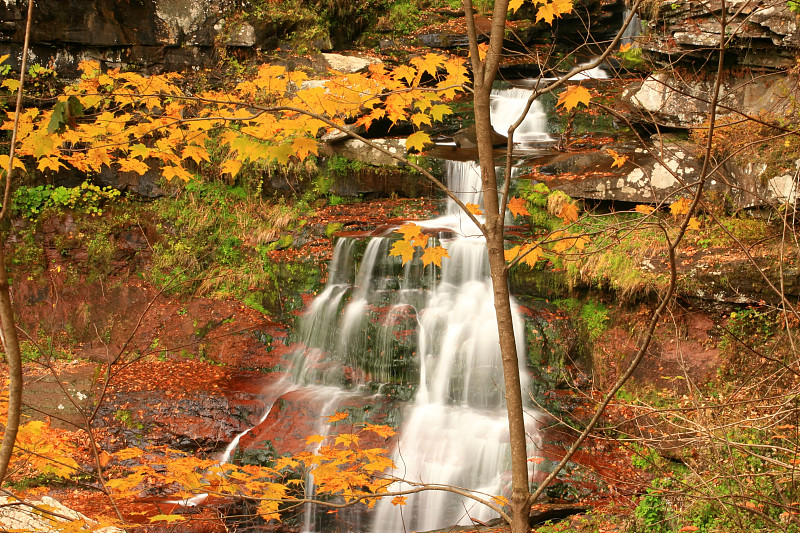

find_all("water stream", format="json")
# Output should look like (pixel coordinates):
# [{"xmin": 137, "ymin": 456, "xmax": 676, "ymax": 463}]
[{"xmin": 226, "ymin": 87, "xmax": 549, "ymax": 532}]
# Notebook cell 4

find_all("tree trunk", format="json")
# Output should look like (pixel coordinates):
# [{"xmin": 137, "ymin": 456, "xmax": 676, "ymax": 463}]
[{"xmin": 470, "ymin": 21, "xmax": 533, "ymax": 531}]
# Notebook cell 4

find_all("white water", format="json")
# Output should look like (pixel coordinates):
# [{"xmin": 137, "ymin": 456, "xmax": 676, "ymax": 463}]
[
  {"xmin": 490, "ymin": 87, "xmax": 552, "ymax": 143},
  {"xmin": 214, "ymin": 81, "xmax": 551, "ymax": 531}
]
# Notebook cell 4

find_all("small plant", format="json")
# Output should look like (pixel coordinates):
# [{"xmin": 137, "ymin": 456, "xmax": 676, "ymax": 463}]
[{"xmin": 12, "ymin": 181, "xmax": 121, "ymax": 219}]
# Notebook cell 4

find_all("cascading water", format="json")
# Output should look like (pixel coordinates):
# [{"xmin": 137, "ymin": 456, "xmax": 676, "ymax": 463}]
[
  {"xmin": 490, "ymin": 87, "xmax": 552, "ymax": 144},
  {"xmin": 222, "ymin": 86, "xmax": 551, "ymax": 532}
]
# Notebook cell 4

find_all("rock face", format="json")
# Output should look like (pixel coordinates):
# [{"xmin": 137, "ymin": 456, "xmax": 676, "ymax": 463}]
[
  {"xmin": 531, "ymin": 137, "xmax": 799, "ymax": 208},
  {"xmin": 624, "ymin": 0, "xmax": 799, "ymax": 128},
  {"xmin": 640, "ymin": 0, "xmax": 799, "ymax": 70},
  {"xmin": 622, "ymin": 72, "xmax": 797, "ymax": 129}
]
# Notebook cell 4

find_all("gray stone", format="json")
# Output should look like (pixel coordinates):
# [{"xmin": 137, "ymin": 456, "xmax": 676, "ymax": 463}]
[
  {"xmin": 622, "ymin": 71, "xmax": 796, "ymax": 128},
  {"xmin": 321, "ymin": 138, "xmax": 408, "ymax": 167},
  {"xmin": 0, "ymin": 496, "xmax": 123, "ymax": 532},
  {"xmin": 322, "ymin": 53, "xmax": 382, "ymax": 73},
  {"xmin": 535, "ymin": 135, "xmax": 798, "ymax": 208}
]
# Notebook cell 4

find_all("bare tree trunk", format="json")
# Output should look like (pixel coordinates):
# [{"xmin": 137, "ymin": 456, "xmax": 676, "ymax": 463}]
[
  {"xmin": 0, "ymin": 0, "xmax": 34, "ymax": 486},
  {"xmin": 464, "ymin": 0, "xmax": 532, "ymax": 530}
]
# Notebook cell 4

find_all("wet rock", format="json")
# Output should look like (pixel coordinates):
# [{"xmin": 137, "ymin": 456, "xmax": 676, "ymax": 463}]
[
  {"xmin": 453, "ymin": 125, "xmax": 508, "ymax": 149},
  {"xmin": 321, "ymin": 138, "xmax": 408, "ymax": 167},
  {"xmin": 0, "ymin": 496, "xmax": 124, "ymax": 532},
  {"xmin": 238, "ymin": 388, "xmax": 399, "ymax": 458}
]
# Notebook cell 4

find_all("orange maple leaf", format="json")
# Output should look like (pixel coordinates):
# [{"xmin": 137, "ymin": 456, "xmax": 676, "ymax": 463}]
[
  {"xmin": 507, "ymin": 197, "xmax": 531, "ymax": 218},
  {"xmin": 391, "ymin": 496, "xmax": 408, "ymax": 506},
  {"xmin": 466, "ymin": 203, "xmax": 484, "ymax": 215},
  {"xmin": 326, "ymin": 412, "xmax": 349, "ymax": 423},
  {"xmin": 605, "ymin": 148, "xmax": 628, "ymax": 169},
  {"xmin": 556, "ymin": 85, "xmax": 591, "ymax": 112},
  {"xmin": 557, "ymin": 203, "xmax": 579, "ymax": 223},
  {"xmin": 619, "ymin": 42, "xmax": 633, "ymax": 53},
  {"xmin": 421, "ymin": 245, "xmax": 450, "ymax": 267},
  {"xmin": 635, "ymin": 204, "xmax": 655, "ymax": 214}
]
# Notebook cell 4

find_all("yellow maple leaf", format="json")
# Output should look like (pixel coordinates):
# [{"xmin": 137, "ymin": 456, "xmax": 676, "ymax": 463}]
[
  {"xmin": 556, "ymin": 85, "xmax": 591, "ymax": 112},
  {"xmin": 508, "ymin": 0, "xmax": 526, "ymax": 13},
  {"xmin": 411, "ymin": 112, "xmax": 432, "ymax": 128},
  {"xmin": 519, "ymin": 244, "xmax": 543, "ymax": 267},
  {"xmin": 220, "ymin": 159, "xmax": 243, "ymax": 178},
  {"xmin": 421, "ymin": 245, "xmax": 450, "ymax": 267},
  {"xmin": 429, "ymin": 104, "xmax": 452, "ymax": 122},
  {"xmin": 405, "ymin": 131, "xmax": 432, "ymax": 152},
  {"xmin": 410, "ymin": 53, "xmax": 445, "ymax": 78},
  {"xmin": 395, "ymin": 223, "xmax": 429, "ymax": 247},
  {"xmin": 389, "ymin": 239, "xmax": 416, "ymax": 265},
  {"xmin": 505, "ymin": 245, "xmax": 521, "ymax": 262},
  {"xmin": 292, "ymin": 136, "xmax": 319, "ymax": 160},
  {"xmin": 476, "ymin": 43, "xmax": 490, "ymax": 62},
  {"xmin": 670, "ymin": 197, "xmax": 692, "ymax": 217},
  {"xmin": 466, "ymin": 203, "xmax": 484, "ymax": 215},
  {"xmin": 687, "ymin": 217, "xmax": 701, "ymax": 230},
  {"xmin": 536, "ymin": 0, "xmax": 573, "ymax": 24},
  {"xmin": 149, "ymin": 514, "xmax": 186, "ymax": 523},
  {"xmin": 557, "ymin": 202, "xmax": 579, "ymax": 223},
  {"xmin": 606, "ymin": 148, "xmax": 628, "ymax": 168},
  {"xmin": 306, "ymin": 434, "xmax": 326, "ymax": 445},
  {"xmin": 507, "ymin": 197, "xmax": 531, "ymax": 218},
  {"xmin": 37, "ymin": 156, "xmax": 64, "ymax": 172},
  {"xmin": 117, "ymin": 158, "xmax": 150, "ymax": 175},
  {"xmin": 492, "ymin": 495, "xmax": 510, "ymax": 506},
  {"xmin": 335, "ymin": 433, "xmax": 360, "ymax": 447},
  {"xmin": 635, "ymin": 204, "xmax": 655, "ymax": 214}
]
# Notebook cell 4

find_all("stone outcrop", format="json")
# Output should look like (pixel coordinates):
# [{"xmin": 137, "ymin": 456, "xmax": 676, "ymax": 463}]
[
  {"xmin": 0, "ymin": 496, "xmax": 123, "ymax": 532},
  {"xmin": 639, "ymin": 0, "xmax": 799, "ymax": 70},
  {"xmin": 624, "ymin": 0, "xmax": 800, "ymax": 128},
  {"xmin": 531, "ymin": 136, "xmax": 799, "ymax": 208}
]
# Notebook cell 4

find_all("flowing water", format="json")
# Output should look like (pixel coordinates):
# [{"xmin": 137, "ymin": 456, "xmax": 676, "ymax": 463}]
[{"xmin": 223, "ymin": 87, "xmax": 551, "ymax": 531}]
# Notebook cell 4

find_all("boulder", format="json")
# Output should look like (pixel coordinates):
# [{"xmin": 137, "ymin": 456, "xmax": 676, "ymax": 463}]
[{"xmin": 322, "ymin": 52, "xmax": 382, "ymax": 73}]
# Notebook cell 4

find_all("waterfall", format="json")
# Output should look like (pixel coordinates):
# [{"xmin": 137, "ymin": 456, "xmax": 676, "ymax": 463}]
[
  {"xmin": 490, "ymin": 87, "xmax": 552, "ymax": 143},
  {"xmin": 221, "ymin": 83, "xmax": 553, "ymax": 532}
]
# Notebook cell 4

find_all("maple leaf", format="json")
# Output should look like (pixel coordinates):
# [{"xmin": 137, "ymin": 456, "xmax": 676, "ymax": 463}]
[
  {"xmin": 476, "ymin": 43, "xmax": 490, "ymax": 62},
  {"xmin": 635, "ymin": 204, "xmax": 655, "ymax": 214},
  {"xmin": 162, "ymin": 164, "xmax": 193, "ymax": 182},
  {"xmin": 466, "ymin": 203, "xmax": 484, "ymax": 215},
  {"xmin": 364, "ymin": 423, "xmax": 397, "ymax": 438},
  {"xmin": 670, "ymin": 197, "xmax": 692, "ymax": 217},
  {"xmin": 37, "ymin": 156, "xmax": 64, "ymax": 172},
  {"xmin": 326, "ymin": 411, "xmax": 349, "ymax": 423},
  {"xmin": 0, "ymin": 154, "xmax": 26, "ymax": 173},
  {"xmin": 183, "ymin": 144, "xmax": 211, "ymax": 165},
  {"xmin": 556, "ymin": 85, "xmax": 592, "ymax": 112},
  {"xmin": 150, "ymin": 514, "xmax": 186, "ymax": 523},
  {"xmin": 429, "ymin": 104, "xmax": 452, "ymax": 122},
  {"xmin": 535, "ymin": 0, "xmax": 573, "ymax": 24},
  {"xmin": 410, "ymin": 53, "xmax": 445, "ymax": 78},
  {"xmin": 518, "ymin": 244, "xmax": 543, "ymax": 267},
  {"xmin": 117, "ymin": 158, "xmax": 150, "ymax": 175},
  {"xmin": 557, "ymin": 203, "xmax": 579, "ymax": 223},
  {"xmin": 508, "ymin": 0, "xmax": 525, "ymax": 12},
  {"xmin": 619, "ymin": 42, "xmax": 633, "ymax": 53},
  {"xmin": 393, "ymin": 65, "xmax": 417, "ymax": 84},
  {"xmin": 405, "ymin": 131, "xmax": 432, "ymax": 152},
  {"xmin": 505, "ymin": 245, "xmax": 521, "ymax": 262},
  {"xmin": 391, "ymin": 496, "xmax": 408, "ymax": 506},
  {"xmin": 335, "ymin": 433, "xmax": 360, "ymax": 447},
  {"xmin": 687, "ymin": 217, "xmax": 701, "ymax": 230},
  {"xmin": 292, "ymin": 136, "xmax": 319, "ymax": 160},
  {"xmin": 411, "ymin": 113, "xmax": 432, "ymax": 128},
  {"xmin": 389, "ymin": 239, "xmax": 416, "ymax": 265},
  {"xmin": 606, "ymin": 148, "xmax": 628, "ymax": 168},
  {"xmin": 507, "ymin": 197, "xmax": 531, "ymax": 218},
  {"xmin": 421, "ymin": 246, "xmax": 450, "ymax": 267},
  {"xmin": 395, "ymin": 223, "xmax": 429, "ymax": 247},
  {"xmin": 221, "ymin": 159, "xmax": 243, "ymax": 177},
  {"xmin": 306, "ymin": 435, "xmax": 326, "ymax": 445}
]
